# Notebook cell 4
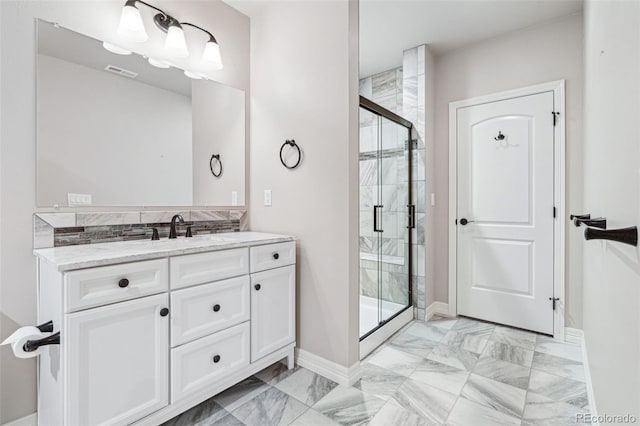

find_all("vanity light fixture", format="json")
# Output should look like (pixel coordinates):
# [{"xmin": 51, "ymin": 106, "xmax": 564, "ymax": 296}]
[
  {"xmin": 111, "ymin": 0, "xmax": 223, "ymax": 71},
  {"xmin": 147, "ymin": 57, "xmax": 171, "ymax": 68},
  {"xmin": 102, "ymin": 41, "xmax": 132, "ymax": 55}
]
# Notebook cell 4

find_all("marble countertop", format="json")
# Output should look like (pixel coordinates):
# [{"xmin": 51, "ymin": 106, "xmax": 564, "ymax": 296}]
[{"xmin": 33, "ymin": 232, "xmax": 295, "ymax": 271}]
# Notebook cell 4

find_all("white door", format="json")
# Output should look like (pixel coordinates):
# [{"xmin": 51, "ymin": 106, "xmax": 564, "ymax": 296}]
[
  {"xmin": 64, "ymin": 293, "xmax": 169, "ymax": 426},
  {"xmin": 456, "ymin": 91, "xmax": 555, "ymax": 334},
  {"xmin": 250, "ymin": 265, "xmax": 295, "ymax": 361}
]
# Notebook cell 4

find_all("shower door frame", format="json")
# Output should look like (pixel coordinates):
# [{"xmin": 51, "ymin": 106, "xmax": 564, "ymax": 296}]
[{"xmin": 359, "ymin": 95, "xmax": 414, "ymax": 346}]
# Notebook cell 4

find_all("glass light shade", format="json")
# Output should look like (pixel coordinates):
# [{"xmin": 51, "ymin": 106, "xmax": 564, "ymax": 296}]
[
  {"xmin": 184, "ymin": 70, "xmax": 205, "ymax": 80},
  {"xmin": 148, "ymin": 57, "xmax": 171, "ymax": 68},
  {"xmin": 117, "ymin": 4, "xmax": 148, "ymax": 43},
  {"xmin": 102, "ymin": 41, "xmax": 132, "ymax": 55},
  {"xmin": 164, "ymin": 25, "xmax": 189, "ymax": 58},
  {"xmin": 202, "ymin": 40, "xmax": 223, "ymax": 70}
]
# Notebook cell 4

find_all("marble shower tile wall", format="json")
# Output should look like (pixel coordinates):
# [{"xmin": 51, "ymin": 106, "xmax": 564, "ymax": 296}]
[{"xmin": 33, "ymin": 210, "xmax": 248, "ymax": 249}]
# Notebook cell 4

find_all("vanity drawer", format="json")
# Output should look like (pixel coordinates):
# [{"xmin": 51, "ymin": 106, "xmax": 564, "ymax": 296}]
[
  {"xmin": 250, "ymin": 241, "xmax": 296, "ymax": 273},
  {"xmin": 170, "ymin": 275, "xmax": 250, "ymax": 347},
  {"xmin": 171, "ymin": 321, "xmax": 250, "ymax": 403},
  {"xmin": 170, "ymin": 248, "xmax": 249, "ymax": 290},
  {"xmin": 64, "ymin": 259, "xmax": 168, "ymax": 312}
]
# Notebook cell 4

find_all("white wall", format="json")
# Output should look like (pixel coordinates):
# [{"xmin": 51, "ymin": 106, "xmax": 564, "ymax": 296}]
[
  {"xmin": 433, "ymin": 14, "xmax": 585, "ymax": 328},
  {"xmin": 582, "ymin": 0, "xmax": 640, "ymax": 416},
  {"xmin": 38, "ymin": 54, "xmax": 193, "ymax": 206},
  {"xmin": 0, "ymin": 1, "xmax": 249, "ymax": 422},
  {"xmin": 246, "ymin": 1, "xmax": 360, "ymax": 368}
]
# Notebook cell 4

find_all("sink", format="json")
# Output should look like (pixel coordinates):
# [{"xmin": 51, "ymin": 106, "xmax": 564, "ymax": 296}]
[{"xmin": 188, "ymin": 234, "xmax": 237, "ymax": 243}]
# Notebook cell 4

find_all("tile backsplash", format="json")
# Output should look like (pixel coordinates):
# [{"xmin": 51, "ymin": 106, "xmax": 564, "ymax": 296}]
[{"xmin": 34, "ymin": 210, "xmax": 248, "ymax": 249}]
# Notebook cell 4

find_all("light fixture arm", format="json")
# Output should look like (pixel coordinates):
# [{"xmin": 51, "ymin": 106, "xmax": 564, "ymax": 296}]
[{"xmin": 180, "ymin": 22, "xmax": 218, "ymax": 44}]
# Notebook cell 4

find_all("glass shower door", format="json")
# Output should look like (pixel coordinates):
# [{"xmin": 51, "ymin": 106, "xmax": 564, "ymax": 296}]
[{"xmin": 359, "ymin": 97, "xmax": 413, "ymax": 340}]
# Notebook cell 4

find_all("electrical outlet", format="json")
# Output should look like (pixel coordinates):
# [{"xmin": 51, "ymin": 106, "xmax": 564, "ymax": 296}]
[
  {"xmin": 231, "ymin": 191, "xmax": 238, "ymax": 206},
  {"xmin": 264, "ymin": 190, "xmax": 272, "ymax": 206},
  {"xmin": 68, "ymin": 193, "xmax": 92, "ymax": 206}
]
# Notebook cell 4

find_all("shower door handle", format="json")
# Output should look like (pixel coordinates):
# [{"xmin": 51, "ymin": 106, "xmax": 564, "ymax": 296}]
[
  {"xmin": 373, "ymin": 205, "xmax": 383, "ymax": 233},
  {"xmin": 407, "ymin": 205, "xmax": 416, "ymax": 229}
]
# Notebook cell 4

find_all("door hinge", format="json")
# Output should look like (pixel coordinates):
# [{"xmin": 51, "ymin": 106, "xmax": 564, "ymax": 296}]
[
  {"xmin": 553, "ymin": 207, "xmax": 557, "ymax": 218},
  {"xmin": 549, "ymin": 297, "xmax": 560, "ymax": 310},
  {"xmin": 552, "ymin": 111, "xmax": 560, "ymax": 127}
]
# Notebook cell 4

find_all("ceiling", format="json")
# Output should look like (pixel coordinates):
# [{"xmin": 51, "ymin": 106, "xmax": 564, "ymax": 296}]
[{"xmin": 360, "ymin": 0, "xmax": 582, "ymax": 77}]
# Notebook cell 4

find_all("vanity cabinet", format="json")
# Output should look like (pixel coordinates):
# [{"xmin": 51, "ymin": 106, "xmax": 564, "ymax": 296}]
[{"xmin": 34, "ymin": 235, "xmax": 296, "ymax": 426}]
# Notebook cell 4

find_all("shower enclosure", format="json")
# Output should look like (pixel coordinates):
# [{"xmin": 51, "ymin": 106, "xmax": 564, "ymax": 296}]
[{"xmin": 359, "ymin": 96, "xmax": 414, "ymax": 346}]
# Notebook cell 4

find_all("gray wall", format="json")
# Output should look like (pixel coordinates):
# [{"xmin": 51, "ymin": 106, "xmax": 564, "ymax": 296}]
[
  {"xmin": 0, "ymin": 1, "xmax": 249, "ymax": 422},
  {"xmin": 433, "ymin": 14, "xmax": 585, "ymax": 328},
  {"xmin": 582, "ymin": 0, "xmax": 640, "ymax": 416},
  {"xmin": 247, "ymin": 0, "xmax": 361, "ymax": 368}
]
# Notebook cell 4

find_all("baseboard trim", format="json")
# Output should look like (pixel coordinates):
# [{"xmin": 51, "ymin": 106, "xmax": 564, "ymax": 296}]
[
  {"xmin": 565, "ymin": 327, "xmax": 583, "ymax": 345},
  {"xmin": 426, "ymin": 302, "xmax": 450, "ymax": 320},
  {"xmin": 2, "ymin": 413, "xmax": 37, "ymax": 426},
  {"xmin": 581, "ymin": 333, "xmax": 599, "ymax": 425},
  {"xmin": 295, "ymin": 348, "xmax": 361, "ymax": 387}
]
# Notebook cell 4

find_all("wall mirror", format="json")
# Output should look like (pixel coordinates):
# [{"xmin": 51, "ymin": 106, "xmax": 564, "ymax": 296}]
[{"xmin": 36, "ymin": 19, "xmax": 246, "ymax": 207}]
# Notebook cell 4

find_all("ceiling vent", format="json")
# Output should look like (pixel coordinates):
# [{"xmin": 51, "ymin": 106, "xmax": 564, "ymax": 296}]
[{"xmin": 104, "ymin": 64, "xmax": 138, "ymax": 79}]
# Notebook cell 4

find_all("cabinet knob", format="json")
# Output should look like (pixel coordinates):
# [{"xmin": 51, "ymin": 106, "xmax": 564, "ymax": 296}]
[
  {"xmin": 213, "ymin": 355, "xmax": 221, "ymax": 363},
  {"xmin": 160, "ymin": 308, "xmax": 169, "ymax": 317},
  {"xmin": 273, "ymin": 253, "xmax": 280, "ymax": 260},
  {"xmin": 213, "ymin": 304, "xmax": 221, "ymax": 312},
  {"xmin": 118, "ymin": 278, "xmax": 129, "ymax": 288},
  {"xmin": 254, "ymin": 284, "xmax": 261, "ymax": 291}
]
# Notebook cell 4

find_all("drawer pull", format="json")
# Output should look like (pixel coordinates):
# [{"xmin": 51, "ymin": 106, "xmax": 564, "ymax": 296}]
[
  {"xmin": 213, "ymin": 304, "xmax": 221, "ymax": 312},
  {"xmin": 273, "ymin": 253, "xmax": 280, "ymax": 260},
  {"xmin": 213, "ymin": 355, "xmax": 221, "ymax": 363},
  {"xmin": 254, "ymin": 284, "xmax": 261, "ymax": 291},
  {"xmin": 118, "ymin": 278, "xmax": 130, "ymax": 288},
  {"xmin": 160, "ymin": 307, "xmax": 170, "ymax": 317}
]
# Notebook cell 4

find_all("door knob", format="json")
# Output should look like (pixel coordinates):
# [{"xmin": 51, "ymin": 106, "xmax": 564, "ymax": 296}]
[
  {"xmin": 254, "ymin": 284, "xmax": 261, "ymax": 291},
  {"xmin": 273, "ymin": 253, "xmax": 280, "ymax": 260},
  {"xmin": 213, "ymin": 304, "xmax": 221, "ymax": 312},
  {"xmin": 118, "ymin": 278, "xmax": 129, "ymax": 288},
  {"xmin": 459, "ymin": 218, "xmax": 475, "ymax": 226},
  {"xmin": 160, "ymin": 308, "xmax": 169, "ymax": 317}
]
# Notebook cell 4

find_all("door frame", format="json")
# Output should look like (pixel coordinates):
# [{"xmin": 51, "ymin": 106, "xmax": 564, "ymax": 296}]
[{"xmin": 447, "ymin": 80, "xmax": 566, "ymax": 340}]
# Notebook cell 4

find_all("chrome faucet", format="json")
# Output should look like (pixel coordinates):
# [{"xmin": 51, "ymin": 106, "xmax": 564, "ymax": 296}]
[{"xmin": 169, "ymin": 214, "xmax": 184, "ymax": 239}]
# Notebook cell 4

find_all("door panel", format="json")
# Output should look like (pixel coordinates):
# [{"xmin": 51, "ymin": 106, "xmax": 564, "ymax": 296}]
[{"xmin": 457, "ymin": 92, "xmax": 554, "ymax": 334}]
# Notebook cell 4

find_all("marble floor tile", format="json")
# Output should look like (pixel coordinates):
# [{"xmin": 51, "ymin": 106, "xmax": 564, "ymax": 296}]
[
  {"xmin": 426, "ymin": 316, "xmax": 458, "ymax": 330},
  {"xmin": 388, "ymin": 332, "xmax": 438, "ymax": 358},
  {"xmin": 254, "ymin": 361, "xmax": 299, "ymax": 385},
  {"xmin": 275, "ymin": 367, "xmax": 339, "ymax": 406},
  {"xmin": 452, "ymin": 317, "xmax": 495, "ymax": 337},
  {"xmin": 522, "ymin": 391, "xmax": 590, "ymax": 426},
  {"xmin": 447, "ymin": 396, "xmax": 521, "ymax": 426},
  {"xmin": 461, "ymin": 374, "xmax": 527, "ymax": 418},
  {"xmin": 473, "ymin": 356, "xmax": 531, "ymax": 390},
  {"xmin": 289, "ymin": 408, "xmax": 340, "ymax": 426},
  {"xmin": 312, "ymin": 385, "xmax": 386, "ymax": 426},
  {"xmin": 528, "ymin": 369, "xmax": 589, "ymax": 409},
  {"xmin": 482, "ymin": 340, "xmax": 534, "ymax": 367},
  {"xmin": 441, "ymin": 330, "xmax": 489, "ymax": 354},
  {"xmin": 161, "ymin": 398, "xmax": 227, "ymax": 426},
  {"xmin": 409, "ymin": 359, "xmax": 469, "ymax": 395},
  {"xmin": 403, "ymin": 321, "xmax": 447, "ymax": 342},
  {"xmin": 230, "ymin": 387, "xmax": 308, "ymax": 426},
  {"xmin": 492, "ymin": 326, "xmax": 538, "ymax": 351},
  {"xmin": 426, "ymin": 344, "xmax": 479, "ymax": 372},
  {"xmin": 535, "ymin": 336, "xmax": 583, "ymax": 362},
  {"xmin": 367, "ymin": 346, "xmax": 426, "ymax": 377},
  {"xmin": 388, "ymin": 378, "xmax": 458, "ymax": 423},
  {"xmin": 367, "ymin": 401, "xmax": 430, "ymax": 426},
  {"xmin": 210, "ymin": 413, "xmax": 245, "ymax": 426},
  {"xmin": 532, "ymin": 352, "xmax": 586, "ymax": 383},
  {"xmin": 213, "ymin": 376, "xmax": 270, "ymax": 412},
  {"xmin": 353, "ymin": 363, "xmax": 407, "ymax": 400}
]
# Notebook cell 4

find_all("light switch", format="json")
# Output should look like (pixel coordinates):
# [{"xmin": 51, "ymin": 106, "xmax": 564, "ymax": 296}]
[
  {"xmin": 68, "ymin": 193, "xmax": 92, "ymax": 206},
  {"xmin": 231, "ymin": 191, "xmax": 238, "ymax": 206},
  {"xmin": 264, "ymin": 190, "xmax": 272, "ymax": 206},
  {"xmin": 431, "ymin": 193, "xmax": 436, "ymax": 206}
]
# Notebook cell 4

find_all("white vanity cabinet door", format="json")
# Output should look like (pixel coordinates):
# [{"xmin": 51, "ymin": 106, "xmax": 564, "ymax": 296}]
[
  {"xmin": 64, "ymin": 293, "xmax": 169, "ymax": 426},
  {"xmin": 250, "ymin": 265, "xmax": 296, "ymax": 362}
]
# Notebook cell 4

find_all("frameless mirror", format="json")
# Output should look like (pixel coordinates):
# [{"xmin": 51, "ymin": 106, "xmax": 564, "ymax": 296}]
[{"xmin": 36, "ymin": 19, "xmax": 245, "ymax": 207}]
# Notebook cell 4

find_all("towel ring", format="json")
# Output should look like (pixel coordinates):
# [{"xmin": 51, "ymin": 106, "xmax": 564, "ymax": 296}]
[
  {"xmin": 210, "ymin": 154, "xmax": 223, "ymax": 177},
  {"xmin": 280, "ymin": 139, "xmax": 302, "ymax": 170}
]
